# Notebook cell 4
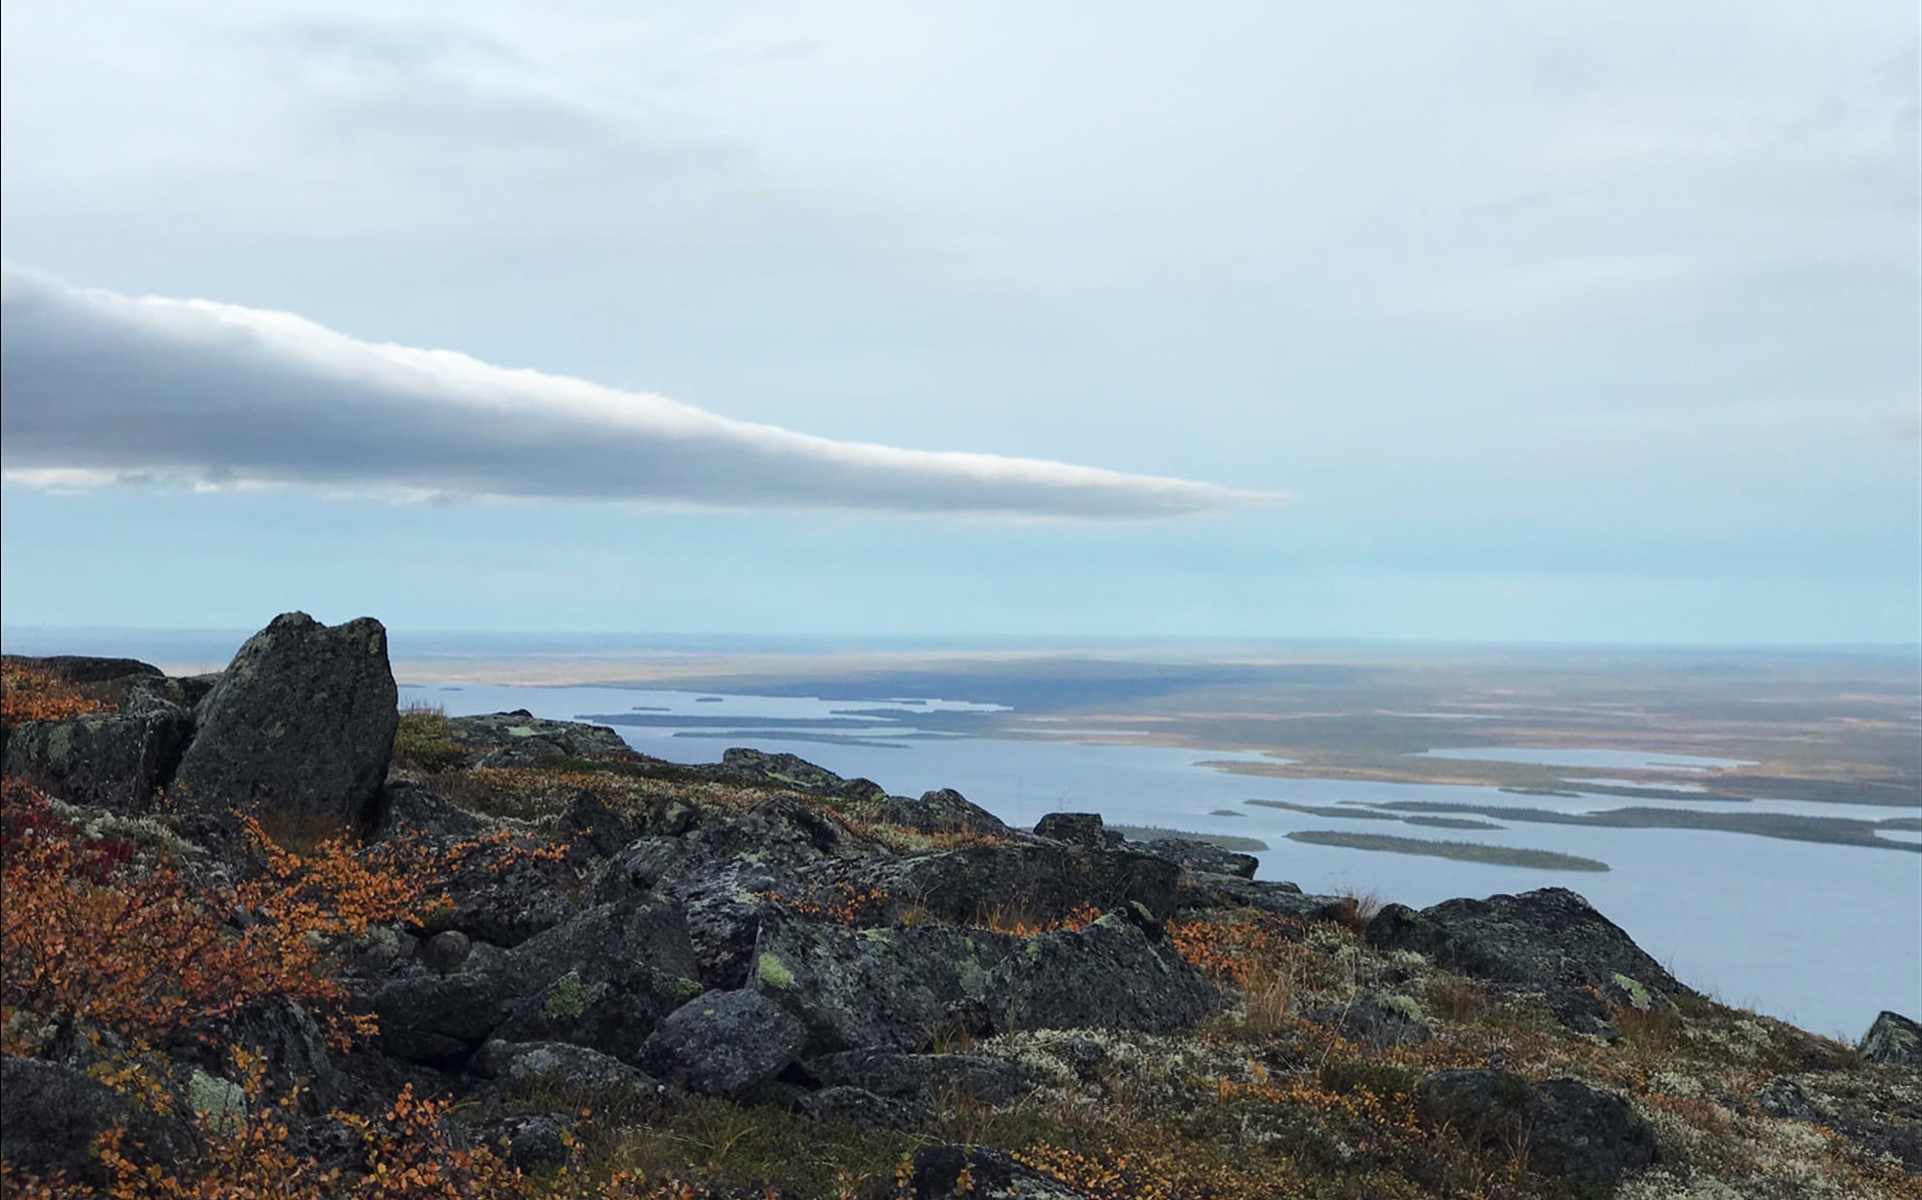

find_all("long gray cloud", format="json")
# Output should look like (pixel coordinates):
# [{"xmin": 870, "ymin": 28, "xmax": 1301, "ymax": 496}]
[{"xmin": 0, "ymin": 266, "xmax": 1277, "ymax": 518}]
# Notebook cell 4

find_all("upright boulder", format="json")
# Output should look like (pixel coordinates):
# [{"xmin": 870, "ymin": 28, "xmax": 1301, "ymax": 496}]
[{"xmin": 176, "ymin": 613, "xmax": 398, "ymax": 831}]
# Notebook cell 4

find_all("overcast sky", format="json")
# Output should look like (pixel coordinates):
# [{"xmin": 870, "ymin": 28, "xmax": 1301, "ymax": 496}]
[{"xmin": 3, "ymin": 1, "xmax": 1918, "ymax": 642}]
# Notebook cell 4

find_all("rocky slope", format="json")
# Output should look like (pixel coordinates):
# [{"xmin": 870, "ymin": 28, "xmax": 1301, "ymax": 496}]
[{"xmin": 2, "ymin": 613, "xmax": 1918, "ymax": 1199}]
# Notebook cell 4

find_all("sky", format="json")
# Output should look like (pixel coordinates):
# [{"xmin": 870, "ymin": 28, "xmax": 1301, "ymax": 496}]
[{"xmin": 2, "ymin": 1, "xmax": 1918, "ymax": 643}]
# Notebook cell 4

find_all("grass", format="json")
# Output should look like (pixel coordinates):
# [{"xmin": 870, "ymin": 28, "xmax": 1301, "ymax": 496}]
[
  {"xmin": 391, "ymin": 701, "xmax": 465, "ymax": 773},
  {"xmin": 1284, "ymin": 830, "xmax": 1611, "ymax": 872}
]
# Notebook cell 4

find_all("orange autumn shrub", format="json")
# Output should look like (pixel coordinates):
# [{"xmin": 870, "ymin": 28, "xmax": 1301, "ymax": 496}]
[
  {"xmin": 0, "ymin": 779, "xmax": 446, "ymax": 1057},
  {"xmin": 0, "ymin": 660, "xmax": 112, "ymax": 726}
]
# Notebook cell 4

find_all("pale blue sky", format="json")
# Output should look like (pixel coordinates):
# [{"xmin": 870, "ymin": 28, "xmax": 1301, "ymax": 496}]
[{"xmin": 3, "ymin": 2, "xmax": 1918, "ymax": 642}]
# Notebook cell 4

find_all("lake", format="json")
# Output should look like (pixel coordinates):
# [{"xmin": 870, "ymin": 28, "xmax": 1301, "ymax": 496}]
[{"xmin": 415, "ymin": 682, "xmax": 1922, "ymax": 1038}]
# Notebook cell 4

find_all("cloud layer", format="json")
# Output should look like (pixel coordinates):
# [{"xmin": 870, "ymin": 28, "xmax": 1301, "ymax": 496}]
[{"xmin": 0, "ymin": 266, "xmax": 1276, "ymax": 518}]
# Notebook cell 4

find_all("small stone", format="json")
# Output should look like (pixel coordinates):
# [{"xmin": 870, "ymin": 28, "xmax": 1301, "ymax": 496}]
[{"xmin": 422, "ymin": 930, "xmax": 472, "ymax": 975}]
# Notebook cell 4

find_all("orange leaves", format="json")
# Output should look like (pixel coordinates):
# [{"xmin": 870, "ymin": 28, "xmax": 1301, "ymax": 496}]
[
  {"xmin": 1169, "ymin": 914, "xmax": 1296, "ymax": 988},
  {"xmin": 0, "ymin": 661, "xmax": 111, "ymax": 726},
  {"xmin": 972, "ymin": 900, "xmax": 1103, "ymax": 940},
  {"xmin": 757, "ymin": 881, "xmax": 896, "ymax": 927},
  {"xmin": 0, "ymin": 781, "xmax": 455, "ymax": 1058}
]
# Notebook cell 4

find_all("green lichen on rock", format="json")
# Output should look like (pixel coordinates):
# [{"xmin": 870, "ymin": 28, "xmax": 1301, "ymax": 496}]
[
  {"xmin": 757, "ymin": 953, "xmax": 795, "ymax": 990},
  {"xmin": 188, "ymin": 1070, "xmax": 246, "ymax": 1136},
  {"xmin": 546, "ymin": 970, "xmax": 587, "ymax": 1019},
  {"xmin": 1613, "ymin": 973, "xmax": 1652, "ymax": 1011},
  {"xmin": 1385, "ymin": 994, "xmax": 1426, "ymax": 1024}
]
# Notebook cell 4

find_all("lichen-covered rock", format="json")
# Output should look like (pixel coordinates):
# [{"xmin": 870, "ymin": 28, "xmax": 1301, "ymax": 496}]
[
  {"xmin": 1033, "ymin": 811, "xmax": 1120, "ymax": 849},
  {"xmin": 3, "ymin": 706, "xmax": 193, "ymax": 810},
  {"xmin": 444, "ymin": 711, "xmax": 630, "ymax": 768},
  {"xmin": 1130, "ymin": 837, "xmax": 1260, "ymax": 879},
  {"xmin": 877, "ymin": 788, "xmax": 1008, "ymax": 835},
  {"xmin": 176, "ymin": 612, "xmax": 398, "ymax": 831},
  {"xmin": 472, "ymin": 1040, "xmax": 659, "ymax": 1093},
  {"xmin": 908, "ymin": 1146, "xmax": 1090, "ymax": 1199},
  {"xmin": 492, "ymin": 897, "xmax": 705, "ymax": 1062},
  {"xmin": 750, "ymin": 917, "xmax": 1011, "ymax": 1054},
  {"xmin": 999, "ymin": 914, "xmax": 1217, "ymax": 1035},
  {"xmin": 715, "ymin": 747, "xmax": 854, "ymax": 794},
  {"xmin": 1366, "ymin": 888, "xmax": 1686, "ymax": 1003},
  {"xmin": 1177, "ymin": 871, "xmax": 1327, "ymax": 918},
  {"xmin": 502, "ymin": 1114, "xmax": 573, "ymax": 1171},
  {"xmin": 856, "ymin": 841, "xmax": 1181, "ymax": 927},
  {"xmin": 442, "ymin": 851, "xmax": 579, "ymax": 949},
  {"xmin": 0, "ymin": 1057, "xmax": 194, "ymax": 1184},
  {"xmin": 1417, "ymin": 1069, "xmax": 1657, "ymax": 1184},
  {"xmin": 799, "ymin": 1085, "xmax": 916, "ymax": 1129},
  {"xmin": 752, "ymin": 911, "xmax": 1214, "ymax": 1056},
  {"xmin": 1303, "ymin": 994, "xmax": 1433, "ymax": 1048},
  {"xmin": 638, "ymin": 989, "xmax": 807, "ymax": 1099},
  {"xmin": 602, "ymin": 796, "xmax": 874, "ymax": 987},
  {"xmin": 808, "ymin": 1050, "xmax": 1037, "ymax": 1112},
  {"xmin": 372, "ymin": 963, "xmax": 515, "ymax": 1068},
  {"xmin": 562, "ymin": 788, "xmax": 636, "ymax": 860},
  {"xmin": 1860, "ymin": 1010, "xmax": 1922, "ymax": 1065},
  {"xmin": 167, "ymin": 997, "xmax": 337, "ymax": 1115},
  {"xmin": 368, "ymin": 781, "xmax": 481, "ymax": 842}
]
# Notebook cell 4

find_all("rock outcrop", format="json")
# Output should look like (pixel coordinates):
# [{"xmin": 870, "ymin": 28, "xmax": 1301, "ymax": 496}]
[
  {"xmin": 444, "ymin": 711, "xmax": 630, "ymax": 767},
  {"xmin": 1861, "ymin": 1011, "xmax": 1922, "ymax": 1065},
  {"xmin": 175, "ymin": 612, "xmax": 398, "ymax": 830},
  {"xmin": 1417, "ymin": 1069, "xmax": 1659, "ymax": 1184},
  {"xmin": 1366, "ymin": 887, "xmax": 1690, "ymax": 1032},
  {"xmin": 638, "ymin": 989, "xmax": 808, "ymax": 1100},
  {"xmin": 3, "ymin": 703, "xmax": 193, "ymax": 810}
]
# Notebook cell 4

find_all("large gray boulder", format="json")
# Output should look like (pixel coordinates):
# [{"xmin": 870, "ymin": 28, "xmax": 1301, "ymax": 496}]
[
  {"xmin": 638, "ymin": 989, "xmax": 807, "ymax": 1100},
  {"xmin": 1859, "ymin": 1010, "xmax": 1922, "ymax": 1065},
  {"xmin": 492, "ymin": 897, "xmax": 705, "ymax": 1062},
  {"xmin": 373, "ymin": 961, "xmax": 516, "ymax": 1069},
  {"xmin": 750, "ymin": 918, "xmax": 1011, "ymax": 1054},
  {"xmin": 1418, "ymin": 1069, "xmax": 1658, "ymax": 1184},
  {"xmin": 472, "ymin": 1040, "xmax": 660, "ymax": 1094},
  {"xmin": 1366, "ymin": 888, "xmax": 1686, "ymax": 998},
  {"xmin": 601, "ymin": 796, "xmax": 876, "ymax": 988},
  {"xmin": 176, "ymin": 612, "xmax": 397, "ymax": 831},
  {"xmin": 751, "ymin": 911, "xmax": 1215, "ymax": 1055},
  {"xmin": 997, "ymin": 914, "xmax": 1217, "ymax": 1035}
]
